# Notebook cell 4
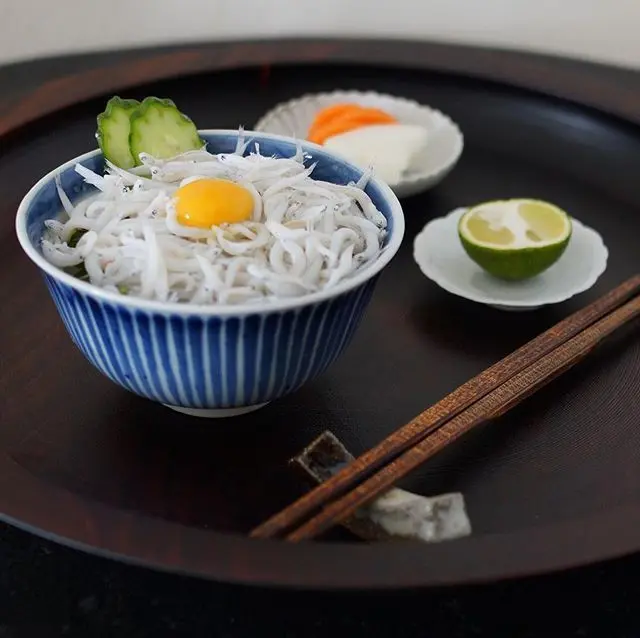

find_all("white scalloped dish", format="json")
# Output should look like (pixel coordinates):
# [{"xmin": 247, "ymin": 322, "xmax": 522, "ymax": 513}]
[
  {"xmin": 413, "ymin": 208, "xmax": 609, "ymax": 311},
  {"xmin": 254, "ymin": 90, "xmax": 464, "ymax": 199}
]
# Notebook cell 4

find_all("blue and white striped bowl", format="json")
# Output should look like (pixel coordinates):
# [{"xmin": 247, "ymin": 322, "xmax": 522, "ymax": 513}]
[{"xmin": 15, "ymin": 130, "xmax": 405, "ymax": 418}]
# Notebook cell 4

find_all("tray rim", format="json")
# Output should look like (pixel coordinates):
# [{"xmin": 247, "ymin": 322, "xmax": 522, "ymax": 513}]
[
  {"xmin": 3, "ymin": 37, "xmax": 640, "ymax": 139},
  {"xmin": 2, "ymin": 37, "xmax": 640, "ymax": 590}
]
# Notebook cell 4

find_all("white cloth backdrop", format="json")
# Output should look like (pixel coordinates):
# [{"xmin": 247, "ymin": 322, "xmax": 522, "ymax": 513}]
[{"xmin": 1, "ymin": 0, "xmax": 638, "ymax": 68}]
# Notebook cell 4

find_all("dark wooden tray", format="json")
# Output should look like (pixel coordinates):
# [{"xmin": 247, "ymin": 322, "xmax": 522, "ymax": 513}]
[{"xmin": 1, "ymin": 38, "xmax": 639, "ymax": 590}]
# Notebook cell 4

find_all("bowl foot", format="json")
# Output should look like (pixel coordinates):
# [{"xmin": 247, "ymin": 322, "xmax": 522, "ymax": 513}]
[
  {"xmin": 488, "ymin": 304, "xmax": 542, "ymax": 312},
  {"xmin": 164, "ymin": 403, "xmax": 269, "ymax": 418}
]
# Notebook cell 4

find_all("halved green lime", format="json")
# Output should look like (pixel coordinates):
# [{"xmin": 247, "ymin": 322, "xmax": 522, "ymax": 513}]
[{"xmin": 458, "ymin": 199, "xmax": 573, "ymax": 281}]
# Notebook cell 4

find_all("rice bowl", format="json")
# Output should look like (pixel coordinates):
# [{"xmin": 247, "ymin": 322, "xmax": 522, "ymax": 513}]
[{"xmin": 15, "ymin": 129, "xmax": 405, "ymax": 417}]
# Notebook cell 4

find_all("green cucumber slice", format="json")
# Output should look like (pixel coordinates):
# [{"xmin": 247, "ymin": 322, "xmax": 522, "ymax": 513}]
[
  {"xmin": 128, "ymin": 97, "xmax": 204, "ymax": 165},
  {"xmin": 96, "ymin": 96, "xmax": 140, "ymax": 169}
]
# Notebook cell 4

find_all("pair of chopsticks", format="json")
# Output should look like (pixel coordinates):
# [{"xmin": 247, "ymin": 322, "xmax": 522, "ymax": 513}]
[{"xmin": 250, "ymin": 275, "xmax": 640, "ymax": 542}]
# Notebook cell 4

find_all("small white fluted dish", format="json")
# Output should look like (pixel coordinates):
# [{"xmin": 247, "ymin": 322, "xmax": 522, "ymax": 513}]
[
  {"xmin": 254, "ymin": 90, "xmax": 464, "ymax": 199},
  {"xmin": 413, "ymin": 208, "xmax": 609, "ymax": 311}
]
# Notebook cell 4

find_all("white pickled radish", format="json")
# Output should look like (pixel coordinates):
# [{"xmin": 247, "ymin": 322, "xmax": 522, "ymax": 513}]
[{"xmin": 323, "ymin": 123, "xmax": 429, "ymax": 185}]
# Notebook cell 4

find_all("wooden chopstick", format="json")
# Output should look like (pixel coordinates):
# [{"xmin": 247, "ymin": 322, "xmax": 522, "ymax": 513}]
[
  {"xmin": 284, "ymin": 293, "xmax": 640, "ymax": 541},
  {"xmin": 250, "ymin": 275, "xmax": 640, "ymax": 540}
]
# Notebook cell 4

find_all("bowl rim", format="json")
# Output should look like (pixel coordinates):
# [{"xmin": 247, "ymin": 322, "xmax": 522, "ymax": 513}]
[
  {"xmin": 253, "ymin": 89, "xmax": 465, "ymax": 188},
  {"xmin": 15, "ymin": 128, "xmax": 405, "ymax": 317}
]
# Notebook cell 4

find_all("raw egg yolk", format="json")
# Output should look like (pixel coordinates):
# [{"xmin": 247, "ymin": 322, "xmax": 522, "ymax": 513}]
[{"xmin": 174, "ymin": 178, "xmax": 254, "ymax": 228}]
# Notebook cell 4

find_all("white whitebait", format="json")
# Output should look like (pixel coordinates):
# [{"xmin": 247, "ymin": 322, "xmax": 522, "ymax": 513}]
[{"xmin": 42, "ymin": 143, "xmax": 388, "ymax": 306}]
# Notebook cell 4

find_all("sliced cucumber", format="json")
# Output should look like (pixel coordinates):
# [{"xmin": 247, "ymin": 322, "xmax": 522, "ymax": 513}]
[
  {"xmin": 128, "ymin": 97, "xmax": 204, "ymax": 165},
  {"xmin": 96, "ymin": 96, "xmax": 140, "ymax": 169}
]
